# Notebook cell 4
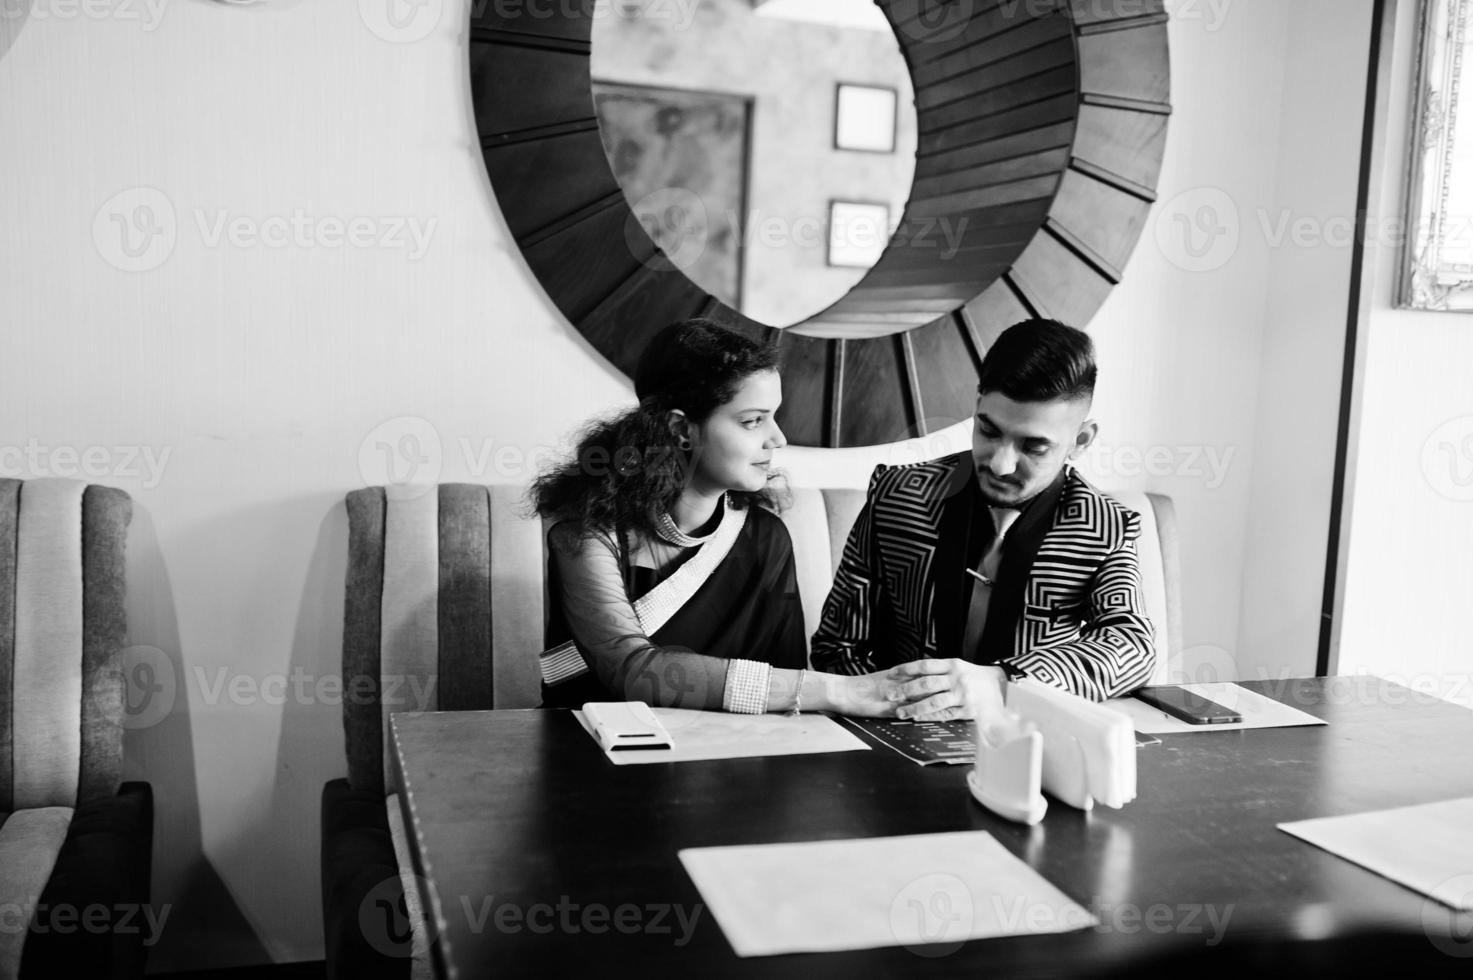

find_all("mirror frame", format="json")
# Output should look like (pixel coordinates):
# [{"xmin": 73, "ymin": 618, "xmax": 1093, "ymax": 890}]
[{"xmin": 470, "ymin": 0, "xmax": 1171, "ymax": 446}]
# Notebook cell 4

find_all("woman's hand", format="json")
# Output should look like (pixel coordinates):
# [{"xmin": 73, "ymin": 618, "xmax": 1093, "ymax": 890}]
[{"xmin": 811, "ymin": 669, "xmax": 904, "ymax": 718}]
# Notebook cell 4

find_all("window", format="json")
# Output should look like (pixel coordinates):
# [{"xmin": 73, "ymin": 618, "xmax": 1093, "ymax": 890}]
[{"xmin": 1402, "ymin": 0, "xmax": 1473, "ymax": 311}]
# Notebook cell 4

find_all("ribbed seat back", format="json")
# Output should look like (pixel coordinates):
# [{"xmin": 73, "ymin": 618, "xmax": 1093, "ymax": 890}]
[
  {"xmin": 0, "ymin": 478, "xmax": 131, "ymax": 811},
  {"xmin": 342, "ymin": 484, "xmax": 495, "ymax": 795}
]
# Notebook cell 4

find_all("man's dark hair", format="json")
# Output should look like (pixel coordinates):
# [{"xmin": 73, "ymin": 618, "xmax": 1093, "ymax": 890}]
[{"xmin": 976, "ymin": 318, "xmax": 1096, "ymax": 403}]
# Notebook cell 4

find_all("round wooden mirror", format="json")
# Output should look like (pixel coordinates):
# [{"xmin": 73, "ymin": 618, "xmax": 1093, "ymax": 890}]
[{"xmin": 470, "ymin": 0, "xmax": 1170, "ymax": 447}]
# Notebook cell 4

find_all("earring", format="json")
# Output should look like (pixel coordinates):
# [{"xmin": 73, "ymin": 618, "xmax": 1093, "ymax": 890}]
[{"xmin": 677, "ymin": 437, "xmax": 691, "ymax": 451}]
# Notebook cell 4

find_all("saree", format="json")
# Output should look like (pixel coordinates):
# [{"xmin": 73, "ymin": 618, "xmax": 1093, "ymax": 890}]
[{"xmin": 540, "ymin": 504, "xmax": 806, "ymax": 709}]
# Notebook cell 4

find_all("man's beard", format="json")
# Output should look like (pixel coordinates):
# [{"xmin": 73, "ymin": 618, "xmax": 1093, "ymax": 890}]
[{"xmin": 976, "ymin": 471, "xmax": 1044, "ymax": 510}]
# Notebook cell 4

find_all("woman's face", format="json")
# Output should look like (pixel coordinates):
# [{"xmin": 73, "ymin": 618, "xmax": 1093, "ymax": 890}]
[{"xmin": 685, "ymin": 369, "xmax": 787, "ymax": 496}]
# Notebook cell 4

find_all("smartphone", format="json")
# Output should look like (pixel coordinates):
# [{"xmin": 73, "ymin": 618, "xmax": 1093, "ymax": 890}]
[
  {"xmin": 583, "ymin": 701, "xmax": 675, "ymax": 751},
  {"xmin": 1134, "ymin": 686, "xmax": 1242, "ymax": 725}
]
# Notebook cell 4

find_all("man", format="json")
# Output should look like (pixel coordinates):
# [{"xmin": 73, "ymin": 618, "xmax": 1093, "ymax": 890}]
[{"xmin": 810, "ymin": 318, "xmax": 1154, "ymax": 722}]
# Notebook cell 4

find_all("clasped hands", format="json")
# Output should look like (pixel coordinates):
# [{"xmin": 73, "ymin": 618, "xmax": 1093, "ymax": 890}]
[{"xmin": 845, "ymin": 659, "xmax": 1010, "ymax": 723}]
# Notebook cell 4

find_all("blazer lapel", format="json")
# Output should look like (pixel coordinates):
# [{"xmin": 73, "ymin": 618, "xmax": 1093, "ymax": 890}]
[
  {"xmin": 879, "ymin": 453, "xmax": 971, "ymax": 659},
  {"xmin": 1009, "ymin": 470, "xmax": 1109, "ymax": 655},
  {"xmin": 978, "ymin": 467, "xmax": 1069, "ymax": 658}
]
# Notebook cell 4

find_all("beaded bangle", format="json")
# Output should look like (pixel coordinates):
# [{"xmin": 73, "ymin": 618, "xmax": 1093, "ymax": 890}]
[
  {"xmin": 722, "ymin": 659, "xmax": 771, "ymax": 715},
  {"xmin": 789, "ymin": 668, "xmax": 807, "ymax": 716}
]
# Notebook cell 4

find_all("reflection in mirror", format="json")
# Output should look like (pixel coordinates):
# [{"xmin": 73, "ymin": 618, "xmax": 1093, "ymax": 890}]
[{"xmin": 590, "ymin": 0, "xmax": 918, "ymax": 328}]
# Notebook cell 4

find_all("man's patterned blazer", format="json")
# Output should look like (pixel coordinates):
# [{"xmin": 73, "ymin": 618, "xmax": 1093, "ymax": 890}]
[{"xmin": 810, "ymin": 452, "xmax": 1155, "ymax": 701}]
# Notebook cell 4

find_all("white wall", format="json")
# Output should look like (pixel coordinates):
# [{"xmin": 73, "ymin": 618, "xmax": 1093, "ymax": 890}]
[
  {"xmin": 1337, "ymin": 0, "xmax": 1473, "ymax": 706},
  {"xmin": 0, "ymin": 0, "xmax": 1374, "ymax": 969}
]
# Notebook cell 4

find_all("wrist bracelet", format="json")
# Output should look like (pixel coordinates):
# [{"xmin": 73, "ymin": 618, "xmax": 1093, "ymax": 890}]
[{"xmin": 789, "ymin": 668, "xmax": 806, "ymax": 716}]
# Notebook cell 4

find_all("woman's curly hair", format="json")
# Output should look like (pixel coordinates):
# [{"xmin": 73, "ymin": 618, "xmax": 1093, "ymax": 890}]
[{"xmin": 531, "ymin": 319, "xmax": 787, "ymax": 539}]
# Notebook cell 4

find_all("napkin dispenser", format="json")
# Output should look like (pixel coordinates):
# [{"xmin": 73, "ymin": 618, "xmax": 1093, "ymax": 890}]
[
  {"xmin": 1008, "ymin": 678, "xmax": 1136, "ymax": 811},
  {"xmin": 966, "ymin": 716, "xmax": 1048, "ymax": 825},
  {"xmin": 968, "ymin": 679, "xmax": 1136, "ymax": 822}
]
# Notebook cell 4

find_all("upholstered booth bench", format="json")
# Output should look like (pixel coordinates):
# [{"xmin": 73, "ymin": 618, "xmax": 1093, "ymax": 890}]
[
  {"xmin": 321, "ymin": 481, "xmax": 1178, "ymax": 978},
  {"xmin": 0, "ymin": 478, "xmax": 153, "ymax": 980}
]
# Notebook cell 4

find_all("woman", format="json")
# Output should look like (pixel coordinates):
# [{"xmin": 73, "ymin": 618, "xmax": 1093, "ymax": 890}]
[{"xmin": 532, "ymin": 318, "xmax": 899, "ymax": 716}]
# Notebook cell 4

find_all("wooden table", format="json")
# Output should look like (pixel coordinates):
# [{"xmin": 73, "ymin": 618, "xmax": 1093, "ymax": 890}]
[{"xmin": 389, "ymin": 679, "xmax": 1473, "ymax": 977}]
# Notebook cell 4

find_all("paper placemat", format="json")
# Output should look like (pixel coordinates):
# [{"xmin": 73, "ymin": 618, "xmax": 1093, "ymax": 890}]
[
  {"xmin": 1279, "ymin": 796, "xmax": 1473, "ymax": 910},
  {"xmin": 679, "ymin": 831, "xmax": 1096, "ymax": 956},
  {"xmin": 1107, "ymin": 682, "xmax": 1327, "ymax": 733},
  {"xmin": 574, "ymin": 707, "xmax": 870, "ymax": 765}
]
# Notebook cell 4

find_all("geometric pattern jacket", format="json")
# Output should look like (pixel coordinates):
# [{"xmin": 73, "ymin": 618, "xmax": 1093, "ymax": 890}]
[{"xmin": 810, "ymin": 452, "xmax": 1155, "ymax": 701}]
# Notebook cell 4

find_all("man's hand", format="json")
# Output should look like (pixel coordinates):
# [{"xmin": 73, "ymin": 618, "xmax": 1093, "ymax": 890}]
[{"xmin": 890, "ymin": 659, "xmax": 1009, "ymax": 723}]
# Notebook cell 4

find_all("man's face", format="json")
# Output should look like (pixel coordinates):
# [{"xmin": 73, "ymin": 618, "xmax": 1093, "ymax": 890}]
[{"xmin": 971, "ymin": 390, "xmax": 1096, "ymax": 507}]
